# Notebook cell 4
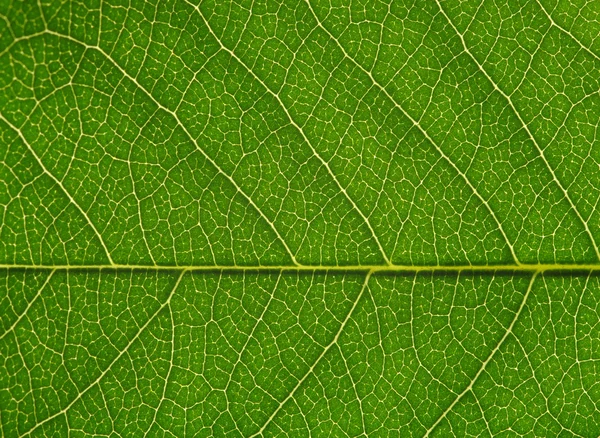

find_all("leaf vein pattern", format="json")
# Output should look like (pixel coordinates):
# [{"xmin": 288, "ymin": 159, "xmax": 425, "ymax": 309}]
[
  {"xmin": 32, "ymin": 29, "xmax": 300, "ymax": 267},
  {"xmin": 20, "ymin": 270, "xmax": 187, "ymax": 437},
  {"xmin": 0, "ymin": 270, "xmax": 55, "ymax": 341},
  {"xmin": 302, "ymin": 0, "xmax": 520, "ymax": 265},
  {"xmin": 184, "ymin": 0, "xmax": 392, "ymax": 265},
  {"xmin": 0, "ymin": 114, "xmax": 115, "ymax": 265},
  {"xmin": 434, "ymin": 0, "xmax": 600, "ymax": 261},
  {"xmin": 249, "ymin": 271, "xmax": 372, "ymax": 436},
  {"xmin": 0, "ymin": 3, "xmax": 599, "ymax": 437},
  {"xmin": 532, "ymin": 0, "xmax": 600, "ymax": 62},
  {"xmin": 424, "ymin": 272, "xmax": 539, "ymax": 436}
]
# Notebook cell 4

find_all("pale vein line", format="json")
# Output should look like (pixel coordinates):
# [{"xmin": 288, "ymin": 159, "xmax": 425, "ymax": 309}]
[
  {"xmin": 410, "ymin": 273, "xmax": 458, "ymax": 397},
  {"xmin": 144, "ymin": 301, "xmax": 175, "ymax": 436},
  {"xmin": 248, "ymin": 271, "xmax": 373, "ymax": 437},
  {"xmin": 0, "ymin": 269, "xmax": 55, "ymax": 341},
  {"xmin": 20, "ymin": 269, "xmax": 187, "ymax": 438},
  {"xmin": 472, "ymin": 392, "xmax": 494, "ymax": 437},
  {"xmin": 0, "ymin": 113, "xmax": 115, "ymax": 265},
  {"xmin": 0, "ymin": 30, "xmax": 47, "ymax": 58},
  {"xmin": 127, "ymin": 113, "xmax": 160, "ymax": 266},
  {"xmin": 223, "ymin": 272, "xmax": 283, "ymax": 409},
  {"xmin": 532, "ymin": 0, "xmax": 600, "ymax": 63},
  {"xmin": 423, "ymin": 271, "xmax": 540, "ymax": 437},
  {"xmin": 337, "ymin": 342, "xmax": 367, "ymax": 437},
  {"xmin": 2, "ymin": 263, "xmax": 600, "ymax": 272},
  {"xmin": 302, "ymin": 0, "xmax": 520, "ymax": 265},
  {"xmin": 184, "ymin": 0, "xmax": 391, "ymax": 266},
  {"xmin": 434, "ymin": 0, "xmax": 600, "ymax": 261},
  {"xmin": 510, "ymin": 327, "xmax": 584, "ymax": 437},
  {"xmin": 0, "ymin": 10, "xmax": 596, "ymax": 438},
  {"xmin": 574, "ymin": 273, "xmax": 593, "ymax": 364},
  {"xmin": 38, "ymin": 29, "xmax": 300, "ymax": 266}
]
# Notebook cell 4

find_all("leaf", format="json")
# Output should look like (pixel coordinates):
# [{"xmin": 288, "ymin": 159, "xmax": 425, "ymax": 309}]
[{"xmin": 1, "ymin": 0, "xmax": 599, "ymax": 436}]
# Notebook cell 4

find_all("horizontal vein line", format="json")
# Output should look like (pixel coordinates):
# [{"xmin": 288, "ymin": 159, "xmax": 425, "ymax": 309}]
[{"xmin": 2, "ymin": 264, "xmax": 600, "ymax": 273}]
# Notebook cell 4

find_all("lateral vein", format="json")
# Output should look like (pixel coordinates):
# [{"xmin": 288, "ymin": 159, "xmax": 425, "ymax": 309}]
[{"xmin": 423, "ymin": 271, "xmax": 540, "ymax": 436}]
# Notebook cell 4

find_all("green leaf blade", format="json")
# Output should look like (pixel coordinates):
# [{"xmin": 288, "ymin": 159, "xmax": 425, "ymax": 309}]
[{"xmin": 1, "ymin": 0, "xmax": 600, "ymax": 436}]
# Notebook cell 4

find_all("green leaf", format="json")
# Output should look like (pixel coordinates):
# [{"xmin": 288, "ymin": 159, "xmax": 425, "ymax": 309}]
[{"xmin": 1, "ymin": 0, "xmax": 599, "ymax": 436}]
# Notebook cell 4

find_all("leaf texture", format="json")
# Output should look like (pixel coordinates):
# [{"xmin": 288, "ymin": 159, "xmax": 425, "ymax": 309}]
[{"xmin": 1, "ymin": 0, "xmax": 600, "ymax": 436}]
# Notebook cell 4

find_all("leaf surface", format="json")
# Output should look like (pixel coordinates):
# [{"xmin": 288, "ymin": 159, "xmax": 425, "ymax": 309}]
[{"xmin": 1, "ymin": 0, "xmax": 600, "ymax": 436}]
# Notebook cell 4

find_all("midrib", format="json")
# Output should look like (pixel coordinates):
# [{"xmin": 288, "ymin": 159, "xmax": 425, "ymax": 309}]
[{"xmin": 2, "ymin": 263, "xmax": 600, "ymax": 272}]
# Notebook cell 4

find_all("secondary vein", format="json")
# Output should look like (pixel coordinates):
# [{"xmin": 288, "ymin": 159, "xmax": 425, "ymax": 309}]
[{"xmin": 423, "ymin": 271, "xmax": 539, "ymax": 436}]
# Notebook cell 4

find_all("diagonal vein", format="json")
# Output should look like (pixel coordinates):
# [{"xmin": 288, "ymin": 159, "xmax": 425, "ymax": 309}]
[
  {"xmin": 0, "ymin": 269, "xmax": 55, "ymax": 341},
  {"xmin": 223, "ymin": 272, "xmax": 283, "ymax": 412},
  {"xmin": 248, "ymin": 270, "xmax": 373, "ymax": 437},
  {"xmin": 33, "ymin": 29, "xmax": 300, "ymax": 267},
  {"xmin": 184, "ymin": 0, "xmax": 391, "ymax": 266},
  {"xmin": 302, "ymin": 0, "xmax": 520, "ymax": 266},
  {"xmin": 0, "ymin": 114, "xmax": 115, "ymax": 265},
  {"xmin": 423, "ymin": 271, "xmax": 539, "ymax": 437},
  {"xmin": 19, "ymin": 269, "xmax": 187, "ymax": 438},
  {"xmin": 434, "ymin": 0, "xmax": 600, "ymax": 261},
  {"xmin": 532, "ymin": 0, "xmax": 600, "ymax": 63},
  {"xmin": 510, "ymin": 324, "xmax": 585, "ymax": 437}
]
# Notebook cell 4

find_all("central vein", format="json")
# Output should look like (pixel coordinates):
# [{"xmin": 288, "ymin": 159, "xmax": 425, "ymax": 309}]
[{"xmin": 2, "ymin": 263, "xmax": 600, "ymax": 272}]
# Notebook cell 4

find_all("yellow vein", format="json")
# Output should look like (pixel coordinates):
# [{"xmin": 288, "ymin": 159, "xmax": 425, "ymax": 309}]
[
  {"xmin": 532, "ymin": 0, "xmax": 600, "ymax": 64},
  {"xmin": 41, "ymin": 29, "xmax": 300, "ymax": 267},
  {"xmin": 435, "ymin": 0, "xmax": 600, "ymax": 262},
  {"xmin": 21, "ymin": 269, "xmax": 187, "ymax": 438},
  {"xmin": 0, "ymin": 30, "xmax": 47, "ymax": 58},
  {"xmin": 301, "ymin": 0, "xmax": 520, "ymax": 265},
  {"xmin": 3, "ymin": 263, "xmax": 600, "ymax": 273},
  {"xmin": 0, "ymin": 269, "xmax": 55, "ymax": 341},
  {"xmin": 423, "ymin": 271, "xmax": 539, "ymax": 437},
  {"xmin": 0, "ymin": 113, "xmax": 115, "ymax": 265},
  {"xmin": 249, "ymin": 270, "xmax": 373, "ymax": 437},
  {"xmin": 184, "ymin": 0, "xmax": 392, "ymax": 266}
]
